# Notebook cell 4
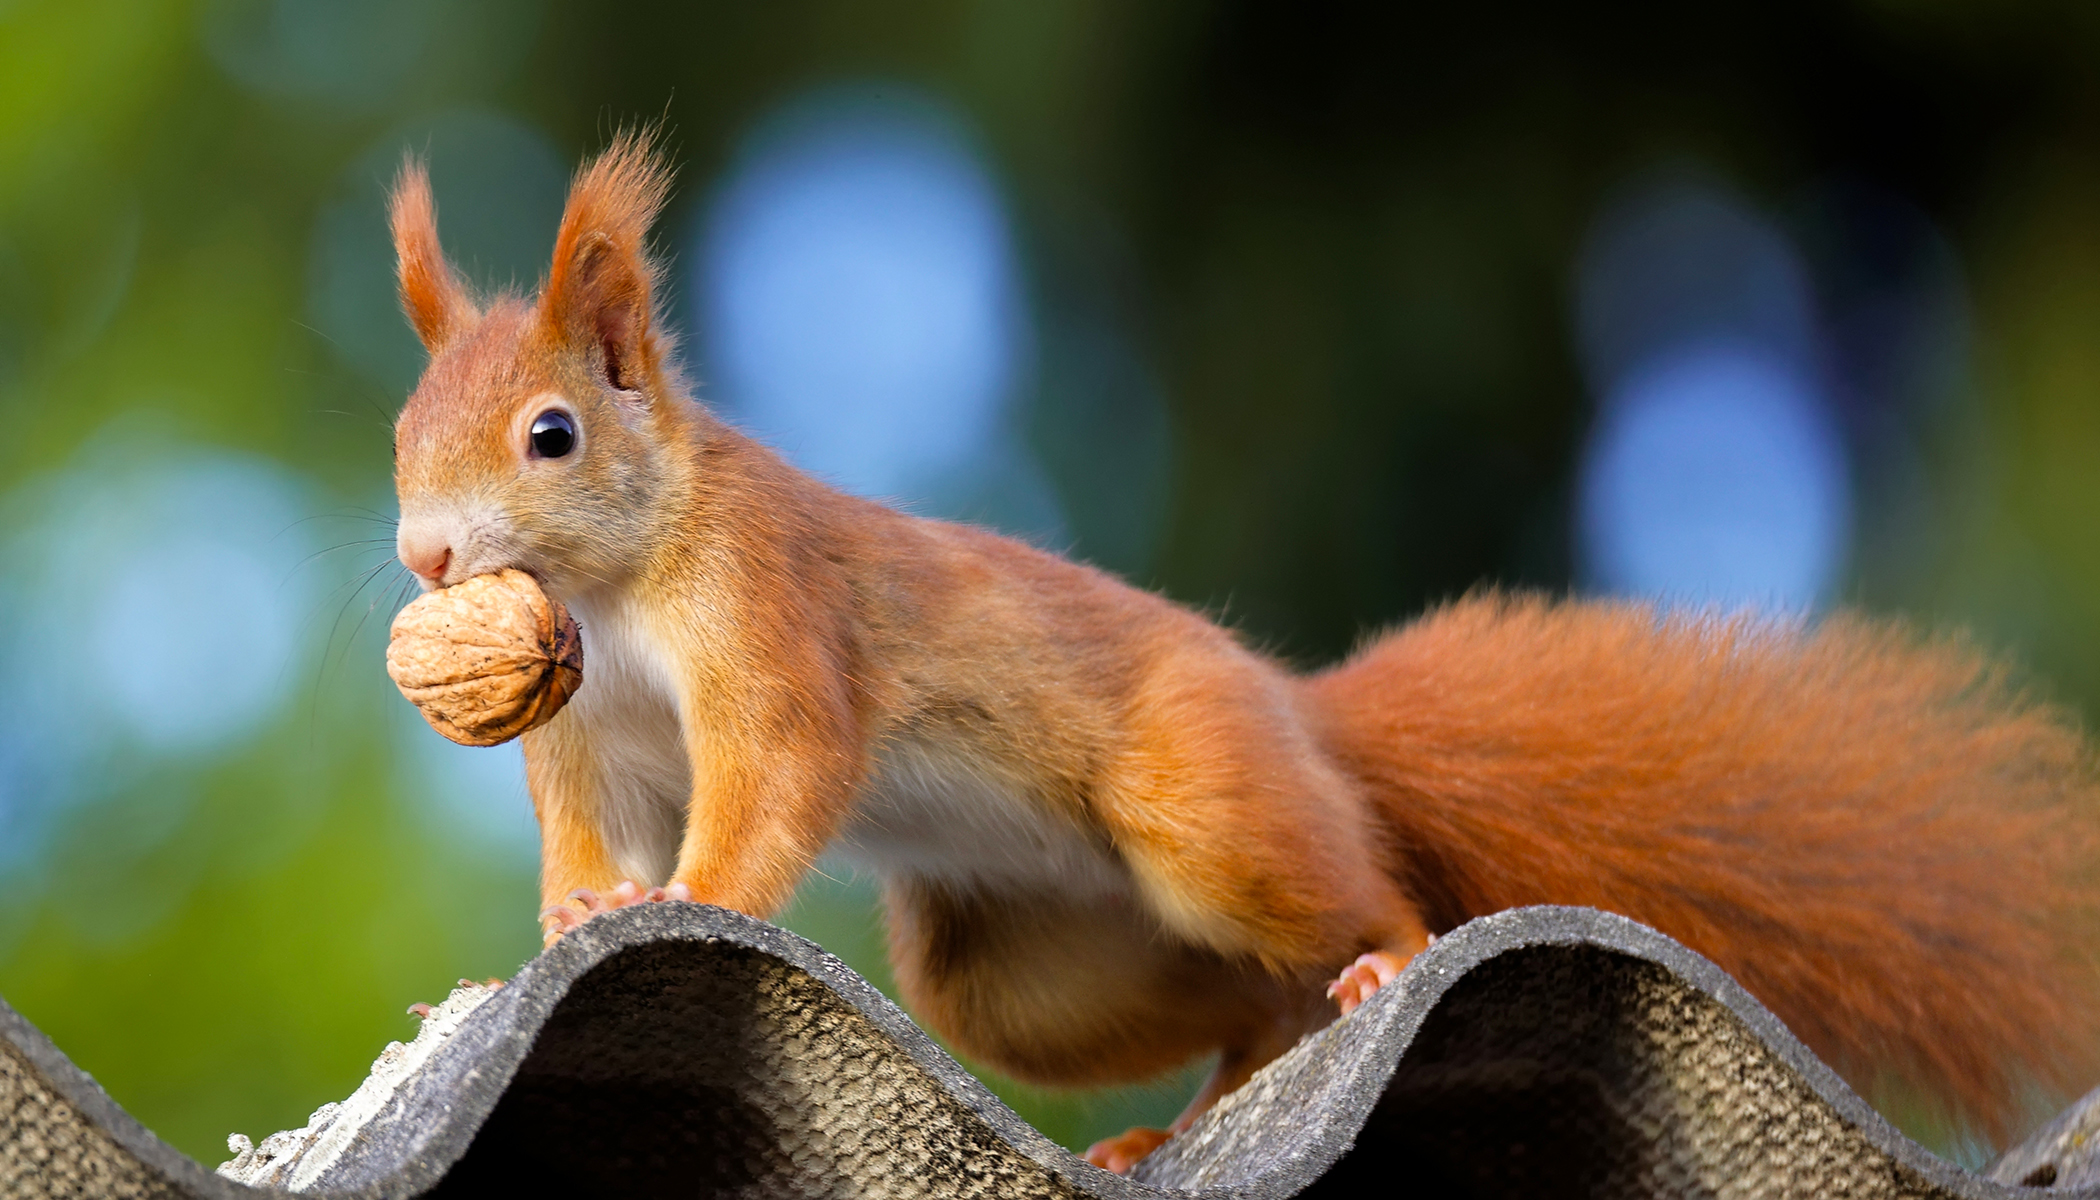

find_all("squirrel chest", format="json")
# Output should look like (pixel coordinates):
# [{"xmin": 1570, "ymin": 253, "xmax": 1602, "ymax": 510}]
[{"xmin": 557, "ymin": 593, "xmax": 690, "ymax": 884}]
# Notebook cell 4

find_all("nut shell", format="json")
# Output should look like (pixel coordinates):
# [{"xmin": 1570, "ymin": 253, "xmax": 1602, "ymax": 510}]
[{"xmin": 386, "ymin": 569, "xmax": 583, "ymax": 747}]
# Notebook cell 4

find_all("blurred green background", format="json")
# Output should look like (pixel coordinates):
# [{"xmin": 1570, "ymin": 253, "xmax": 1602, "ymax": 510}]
[{"xmin": 4, "ymin": 0, "xmax": 2100, "ymax": 1166}]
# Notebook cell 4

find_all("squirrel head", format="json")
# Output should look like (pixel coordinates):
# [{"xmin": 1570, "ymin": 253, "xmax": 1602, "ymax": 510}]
[{"xmin": 389, "ymin": 132, "xmax": 690, "ymax": 599}]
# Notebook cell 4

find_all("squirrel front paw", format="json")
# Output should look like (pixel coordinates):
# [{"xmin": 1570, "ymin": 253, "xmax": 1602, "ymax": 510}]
[{"xmin": 539, "ymin": 880, "xmax": 693, "ymax": 946}]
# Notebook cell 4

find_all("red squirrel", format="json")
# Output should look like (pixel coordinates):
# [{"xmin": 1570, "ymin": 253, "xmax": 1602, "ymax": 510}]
[{"xmin": 388, "ymin": 133, "xmax": 2100, "ymax": 1171}]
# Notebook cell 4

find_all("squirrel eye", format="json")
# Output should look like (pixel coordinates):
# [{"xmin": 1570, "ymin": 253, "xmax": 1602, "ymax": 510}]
[{"xmin": 529, "ymin": 410, "xmax": 576, "ymax": 459}]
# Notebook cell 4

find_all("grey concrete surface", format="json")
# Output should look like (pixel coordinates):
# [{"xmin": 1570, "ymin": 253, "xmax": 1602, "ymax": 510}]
[{"xmin": 1, "ymin": 904, "xmax": 2084, "ymax": 1198}]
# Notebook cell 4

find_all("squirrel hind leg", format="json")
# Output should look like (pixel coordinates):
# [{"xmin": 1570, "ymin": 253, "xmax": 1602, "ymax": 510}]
[
  {"xmin": 1084, "ymin": 988, "xmax": 1338, "ymax": 1174},
  {"xmin": 1084, "ymin": 1127, "xmax": 1173, "ymax": 1175},
  {"xmin": 1326, "ymin": 942, "xmax": 1428, "ymax": 1015},
  {"xmin": 1323, "ymin": 905, "xmax": 1438, "ymax": 1015}
]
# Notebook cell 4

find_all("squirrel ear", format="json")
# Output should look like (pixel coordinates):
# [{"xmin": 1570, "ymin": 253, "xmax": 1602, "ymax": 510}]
[
  {"xmin": 541, "ymin": 131, "xmax": 672, "ymax": 393},
  {"xmin": 389, "ymin": 158, "xmax": 477, "ymax": 351}
]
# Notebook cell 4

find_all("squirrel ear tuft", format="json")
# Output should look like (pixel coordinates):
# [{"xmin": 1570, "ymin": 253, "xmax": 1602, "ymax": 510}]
[
  {"xmin": 389, "ymin": 158, "xmax": 478, "ymax": 351},
  {"xmin": 541, "ymin": 129, "xmax": 673, "ymax": 393}
]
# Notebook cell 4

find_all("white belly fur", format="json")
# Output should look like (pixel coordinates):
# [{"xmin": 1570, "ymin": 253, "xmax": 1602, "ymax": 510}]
[
  {"xmin": 562, "ymin": 595, "xmax": 1126, "ymax": 901},
  {"xmin": 562, "ymin": 593, "xmax": 691, "ymax": 885},
  {"xmin": 834, "ymin": 734, "xmax": 1131, "ymax": 901}
]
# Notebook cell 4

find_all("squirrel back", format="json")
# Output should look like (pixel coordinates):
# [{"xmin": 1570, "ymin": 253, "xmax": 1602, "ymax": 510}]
[{"xmin": 1303, "ymin": 592, "xmax": 2100, "ymax": 1136}]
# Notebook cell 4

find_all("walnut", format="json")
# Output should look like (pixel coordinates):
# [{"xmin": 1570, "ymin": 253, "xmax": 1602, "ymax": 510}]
[{"xmin": 386, "ymin": 569, "xmax": 583, "ymax": 747}]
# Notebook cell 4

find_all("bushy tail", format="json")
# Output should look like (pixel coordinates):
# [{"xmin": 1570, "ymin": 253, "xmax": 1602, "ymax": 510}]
[{"xmin": 1301, "ymin": 593, "xmax": 2100, "ymax": 1139}]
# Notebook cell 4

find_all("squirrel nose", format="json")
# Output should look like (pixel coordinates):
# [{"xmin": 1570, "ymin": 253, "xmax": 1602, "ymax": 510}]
[{"xmin": 399, "ymin": 534, "xmax": 453, "ymax": 586}]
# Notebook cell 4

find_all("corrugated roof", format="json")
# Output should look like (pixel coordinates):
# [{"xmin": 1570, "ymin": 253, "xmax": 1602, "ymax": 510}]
[{"xmin": 1, "ymin": 904, "xmax": 2087, "ymax": 1197}]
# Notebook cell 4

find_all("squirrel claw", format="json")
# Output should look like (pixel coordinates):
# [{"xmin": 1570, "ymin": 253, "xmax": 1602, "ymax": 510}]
[
  {"xmin": 542, "ymin": 880, "xmax": 694, "ymax": 946},
  {"xmin": 407, "ymin": 1002, "xmax": 435, "ymax": 1019},
  {"xmin": 538, "ymin": 903, "xmax": 585, "ymax": 946},
  {"xmin": 1326, "ymin": 950, "xmax": 1408, "ymax": 1015},
  {"xmin": 1085, "ymin": 1126, "xmax": 1173, "ymax": 1174}
]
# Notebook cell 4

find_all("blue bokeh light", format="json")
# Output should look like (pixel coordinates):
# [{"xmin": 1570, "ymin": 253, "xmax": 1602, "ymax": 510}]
[
  {"xmin": 0, "ymin": 424, "xmax": 318, "ymax": 872},
  {"xmin": 1573, "ymin": 178, "xmax": 1852, "ymax": 611},
  {"xmin": 1579, "ymin": 342, "xmax": 1851, "ymax": 608},
  {"xmin": 698, "ymin": 86, "xmax": 1053, "ymax": 526}
]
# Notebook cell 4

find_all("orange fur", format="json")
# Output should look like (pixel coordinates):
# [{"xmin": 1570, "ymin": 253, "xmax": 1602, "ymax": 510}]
[
  {"xmin": 541, "ymin": 130, "xmax": 673, "ymax": 389},
  {"xmin": 388, "ymin": 159, "xmax": 477, "ymax": 350},
  {"xmin": 1304, "ymin": 595, "xmax": 2100, "ymax": 1137},
  {"xmin": 386, "ymin": 135, "xmax": 2100, "ymax": 1163}
]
